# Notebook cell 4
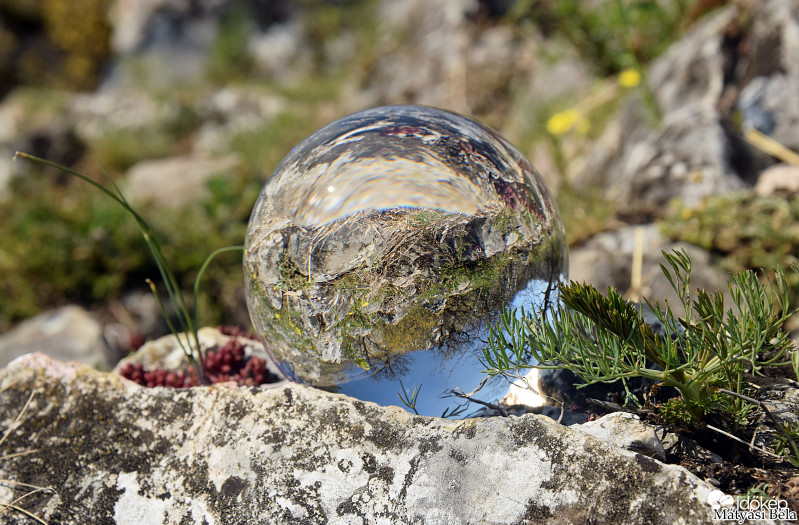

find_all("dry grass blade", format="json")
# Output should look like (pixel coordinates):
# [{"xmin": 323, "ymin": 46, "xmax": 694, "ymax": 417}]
[
  {"xmin": 0, "ymin": 479, "xmax": 51, "ymax": 492},
  {"xmin": 705, "ymin": 424, "xmax": 783, "ymax": 461},
  {"xmin": 626, "ymin": 226, "xmax": 645, "ymax": 301},
  {"xmin": 0, "ymin": 391, "xmax": 55, "ymax": 524},
  {"xmin": 0, "ymin": 392, "xmax": 35, "ymax": 450},
  {"xmin": 1, "ymin": 449, "xmax": 39, "ymax": 461},
  {"xmin": 0, "ymin": 500, "xmax": 50, "ymax": 525},
  {"xmin": 744, "ymin": 128, "xmax": 799, "ymax": 166}
]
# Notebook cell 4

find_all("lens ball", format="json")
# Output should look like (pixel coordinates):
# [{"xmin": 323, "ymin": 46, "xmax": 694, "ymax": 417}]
[{"xmin": 244, "ymin": 105, "xmax": 567, "ymax": 416}]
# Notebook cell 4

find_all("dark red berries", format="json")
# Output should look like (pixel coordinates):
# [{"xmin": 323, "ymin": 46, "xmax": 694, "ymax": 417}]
[{"xmin": 119, "ymin": 336, "xmax": 278, "ymax": 388}]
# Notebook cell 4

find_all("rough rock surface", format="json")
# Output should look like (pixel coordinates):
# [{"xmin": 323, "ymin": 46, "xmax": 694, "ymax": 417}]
[
  {"xmin": 0, "ymin": 306, "xmax": 112, "ymax": 370},
  {"xmin": 755, "ymin": 163, "xmax": 799, "ymax": 196},
  {"xmin": 0, "ymin": 353, "xmax": 721, "ymax": 524},
  {"xmin": 574, "ymin": 412, "xmax": 666, "ymax": 462},
  {"xmin": 123, "ymin": 153, "xmax": 241, "ymax": 208},
  {"xmin": 580, "ymin": 0, "xmax": 799, "ymax": 218}
]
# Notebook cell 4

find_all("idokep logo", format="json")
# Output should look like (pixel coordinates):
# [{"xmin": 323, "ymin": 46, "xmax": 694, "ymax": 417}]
[{"xmin": 708, "ymin": 489, "xmax": 798, "ymax": 522}]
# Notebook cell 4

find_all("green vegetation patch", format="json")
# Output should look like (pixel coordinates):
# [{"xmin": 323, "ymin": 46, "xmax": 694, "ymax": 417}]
[
  {"xmin": 0, "ymin": 163, "xmax": 253, "ymax": 332},
  {"xmin": 663, "ymin": 192, "xmax": 799, "ymax": 306}
]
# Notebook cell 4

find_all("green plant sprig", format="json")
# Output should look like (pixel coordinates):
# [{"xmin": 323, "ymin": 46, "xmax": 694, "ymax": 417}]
[
  {"xmin": 483, "ymin": 249, "xmax": 799, "ymax": 425},
  {"xmin": 13, "ymin": 152, "xmax": 244, "ymax": 384}
]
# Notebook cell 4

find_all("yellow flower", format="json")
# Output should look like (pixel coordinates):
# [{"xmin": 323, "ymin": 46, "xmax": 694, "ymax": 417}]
[
  {"xmin": 546, "ymin": 109, "xmax": 583, "ymax": 136},
  {"xmin": 618, "ymin": 68, "xmax": 641, "ymax": 88}
]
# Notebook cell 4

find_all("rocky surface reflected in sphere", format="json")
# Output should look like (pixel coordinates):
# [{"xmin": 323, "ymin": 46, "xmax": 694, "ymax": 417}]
[{"xmin": 244, "ymin": 105, "xmax": 567, "ymax": 416}]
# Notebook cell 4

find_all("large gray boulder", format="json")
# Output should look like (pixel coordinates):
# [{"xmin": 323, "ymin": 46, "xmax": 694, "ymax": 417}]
[
  {"xmin": 580, "ymin": 0, "xmax": 799, "ymax": 218},
  {"xmin": 0, "ymin": 353, "xmax": 722, "ymax": 524}
]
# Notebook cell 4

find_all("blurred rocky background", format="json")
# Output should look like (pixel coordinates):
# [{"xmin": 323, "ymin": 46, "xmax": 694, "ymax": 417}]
[{"xmin": 1, "ymin": 0, "xmax": 798, "ymax": 370}]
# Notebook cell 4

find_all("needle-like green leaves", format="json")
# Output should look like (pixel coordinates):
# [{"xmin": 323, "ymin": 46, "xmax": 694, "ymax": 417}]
[{"xmin": 484, "ymin": 249, "xmax": 799, "ymax": 424}]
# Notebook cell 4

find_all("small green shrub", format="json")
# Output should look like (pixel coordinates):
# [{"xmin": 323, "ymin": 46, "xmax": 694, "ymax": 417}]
[
  {"xmin": 774, "ymin": 421, "xmax": 799, "ymax": 467},
  {"xmin": 483, "ymin": 249, "xmax": 798, "ymax": 424}
]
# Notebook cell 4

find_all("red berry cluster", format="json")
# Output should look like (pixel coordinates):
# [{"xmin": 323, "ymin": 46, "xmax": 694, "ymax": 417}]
[
  {"xmin": 118, "ymin": 363, "xmax": 197, "ymax": 388},
  {"xmin": 119, "ymin": 338, "xmax": 277, "ymax": 388},
  {"xmin": 218, "ymin": 325, "xmax": 259, "ymax": 341}
]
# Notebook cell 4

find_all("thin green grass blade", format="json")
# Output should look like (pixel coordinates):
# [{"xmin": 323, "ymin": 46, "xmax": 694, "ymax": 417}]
[{"xmin": 15, "ymin": 151, "xmax": 215, "ymax": 383}]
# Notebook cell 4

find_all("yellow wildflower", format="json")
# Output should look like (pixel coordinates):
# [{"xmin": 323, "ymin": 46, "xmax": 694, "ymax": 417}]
[
  {"xmin": 546, "ymin": 109, "xmax": 584, "ymax": 136},
  {"xmin": 618, "ymin": 68, "xmax": 641, "ymax": 88}
]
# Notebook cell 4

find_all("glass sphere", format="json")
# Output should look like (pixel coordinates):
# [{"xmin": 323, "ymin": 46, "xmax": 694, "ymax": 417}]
[{"xmin": 244, "ymin": 105, "xmax": 567, "ymax": 416}]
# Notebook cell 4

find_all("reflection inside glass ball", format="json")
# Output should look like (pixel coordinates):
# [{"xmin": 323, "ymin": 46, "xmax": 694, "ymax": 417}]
[{"xmin": 244, "ymin": 105, "xmax": 567, "ymax": 416}]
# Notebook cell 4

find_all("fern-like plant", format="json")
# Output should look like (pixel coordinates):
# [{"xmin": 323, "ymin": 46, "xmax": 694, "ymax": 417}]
[{"xmin": 483, "ymin": 249, "xmax": 798, "ymax": 424}]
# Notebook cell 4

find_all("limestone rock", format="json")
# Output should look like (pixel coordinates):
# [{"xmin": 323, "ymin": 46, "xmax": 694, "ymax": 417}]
[
  {"xmin": 659, "ymin": 431, "xmax": 724, "ymax": 465},
  {"xmin": 756, "ymin": 164, "xmax": 799, "ymax": 197},
  {"xmin": 105, "ymin": 0, "xmax": 281, "ymax": 88},
  {"xmin": 0, "ymin": 353, "xmax": 721, "ymax": 524},
  {"xmin": 362, "ymin": 0, "xmax": 538, "ymax": 119},
  {"xmin": 737, "ymin": 1, "xmax": 799, "ymax": 153},
  {"xmin": 70, "ymin": 89, "xmax": 181, "ymax": 142},
  {"xmin": 247, "ymin": 21, "xmax": 313, "ymax": 83},
  {"xmin": 575, "ymin": 412, "xmax": 666, "ymax": 462},
  {"xmin": 122, "ymin": 153, "xmax": 241, "ymax": 208},
  {"xmin": 192, "ymin": 87, "xmax": 287, "ymax": 155},
  {"xmin": 581, "ymin": 0, "xmax": 799, "ymax": 218},
  {"xmin": 607, "ymin": 106, "xmax": 748, "ymax": 215},
  {"xmin": 589, "ymin": 6, "xmax": 748, "ymax": 216},
  {"xmin": 0, "ymin": 305, "xmax": 112, "ymax": 370}
]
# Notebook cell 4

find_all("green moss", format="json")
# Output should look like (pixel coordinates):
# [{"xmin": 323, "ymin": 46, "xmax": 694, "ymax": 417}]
[
  {"xmin": 378, "ymin": 306, "xmax": 438, "ymax": 355},
  {"xmin": 275, "ymin": 254, "xmax": 312, "ymax": 293},
  {"xmin": 206, "ymin": 5, "xmax": 255, "ymax": 83},
  {"xmin": 420, "ymin": 250, "xmax": 518, "ymax": 303},
  {"xmin": 493, "ymin": 207, "xmax": 517, "ymax": 236},
  {"xmin": 0, "ymin": 173, "xmax": 145, "ymax": 329},
  {"xmin": 662, "ymin": 192, "xmax": 799, "ymax": 293}
]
